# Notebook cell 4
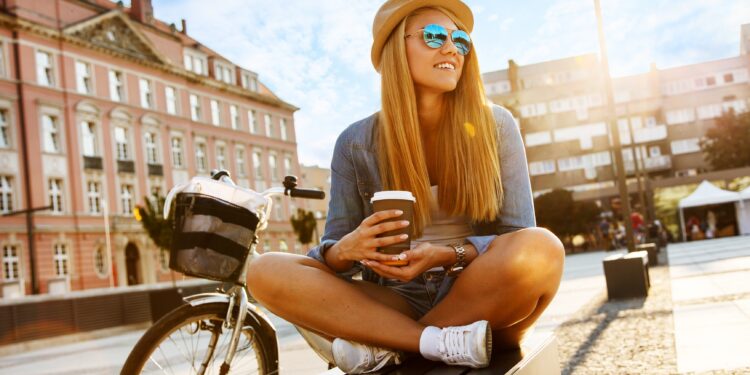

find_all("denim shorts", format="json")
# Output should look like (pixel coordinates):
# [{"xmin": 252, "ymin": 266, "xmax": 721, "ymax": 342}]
[{"xmin": 380, "ymin": 271, "xmax": 457, "ymax": 319}]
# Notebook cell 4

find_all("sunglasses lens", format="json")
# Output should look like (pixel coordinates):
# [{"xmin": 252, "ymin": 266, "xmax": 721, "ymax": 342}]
[
  {"xmin": 422, "ymin": 24, "xmax": 448, "ymax": 49},
  {"xmin": 452, "ymin": 30, "xmax": 471, "ymax": 55}
]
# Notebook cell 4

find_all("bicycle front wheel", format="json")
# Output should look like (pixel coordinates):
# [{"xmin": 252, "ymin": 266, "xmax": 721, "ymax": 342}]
[{"xmin": 122, "ymin": 302, "xmax": 277, "ymax": 374}]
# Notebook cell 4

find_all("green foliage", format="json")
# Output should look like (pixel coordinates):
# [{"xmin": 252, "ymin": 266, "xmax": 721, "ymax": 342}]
[
  {"xmin": 290, "ymin": 208, "xmax": 317, "ymax": 245},
  {"xmin": 534, "ymin": 189, "xmax": 601, "ymax": 238},
  {"xmin": 699, "ymin": 110, "xmax": 750, "ymax": 170},
  {"xmin": 137, "ymin": 193, "xmax": 173, "ymax": 251}
]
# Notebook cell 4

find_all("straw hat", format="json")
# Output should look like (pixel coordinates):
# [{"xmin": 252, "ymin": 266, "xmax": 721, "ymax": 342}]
[{"xmin": 371, "ymin": 0, "xmax": 474, "ymax": 71}]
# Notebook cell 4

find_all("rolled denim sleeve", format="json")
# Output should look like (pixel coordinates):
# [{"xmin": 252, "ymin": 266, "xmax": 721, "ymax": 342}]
[
  {"xmin": 306, "ymin": 130, "xmax": 364, "ymax": 278},
  {"xmin": 467, "ymin": 105, "xmax": 536, "ymax": 256}
]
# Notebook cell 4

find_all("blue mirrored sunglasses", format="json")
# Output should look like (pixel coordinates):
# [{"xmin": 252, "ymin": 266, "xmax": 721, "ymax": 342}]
[{"xmin": 405, "ymin": 23, "xmax": 472, "ymax": 56}]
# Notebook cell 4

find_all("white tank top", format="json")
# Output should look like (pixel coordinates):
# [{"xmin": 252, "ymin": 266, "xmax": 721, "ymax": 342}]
[{"xmin": 411, "ymin": 185, "xmax": 474, "ymax": 249}]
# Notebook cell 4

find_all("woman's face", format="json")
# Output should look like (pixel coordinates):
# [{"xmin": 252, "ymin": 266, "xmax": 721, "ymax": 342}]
[{"xmin": 405, "ymin": 9, "xmax": 466, "ymax": 96}]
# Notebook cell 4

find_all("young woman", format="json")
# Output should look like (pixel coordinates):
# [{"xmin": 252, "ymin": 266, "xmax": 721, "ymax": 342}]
[{"xmin": 248, "ymin": 0, "xmax": 564, "ymax": 372}]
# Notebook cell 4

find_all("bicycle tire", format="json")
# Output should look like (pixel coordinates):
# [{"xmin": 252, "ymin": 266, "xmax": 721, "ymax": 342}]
[{"xmin": 122, "ymin": 302, "xmax": 278, "ymax": 374}]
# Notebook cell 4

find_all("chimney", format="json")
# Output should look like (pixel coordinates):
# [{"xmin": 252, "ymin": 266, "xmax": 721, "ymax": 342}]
[
  {"xmin": 130, "ymin": 0, "xmax": 154, "ymax": 24},
  {"xmin": 181, "ymin": 19, "xmax": 187, "ymax": 35}
]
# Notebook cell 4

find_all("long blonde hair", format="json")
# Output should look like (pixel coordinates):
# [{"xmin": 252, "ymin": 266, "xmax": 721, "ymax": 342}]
[{"xmin": 376, "ymin": 6, "xmax": 503, "ymax": 238}]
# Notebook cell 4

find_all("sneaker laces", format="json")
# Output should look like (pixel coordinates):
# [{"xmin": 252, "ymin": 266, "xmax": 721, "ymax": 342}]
[{"xmin": 438, "ymin": 327, "xmax": 470, "ymax": 364}]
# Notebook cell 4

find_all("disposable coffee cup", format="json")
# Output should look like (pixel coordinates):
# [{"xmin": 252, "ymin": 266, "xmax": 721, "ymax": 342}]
[{"xmin": 371, "ymin": 191, "xmax": 415, "ymax": 266}]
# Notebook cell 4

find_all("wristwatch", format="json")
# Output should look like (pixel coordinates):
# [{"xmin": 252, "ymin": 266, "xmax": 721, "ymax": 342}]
[{"xmin": 444, "ymin": 243, "xmax": 467, "ymax": 276}]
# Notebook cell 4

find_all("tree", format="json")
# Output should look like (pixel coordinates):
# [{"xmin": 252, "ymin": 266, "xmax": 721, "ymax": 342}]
[
  {"xmin": 699, "ymin": 110, "xmax": 750, "ymax": 170},
  {"xmin": 534, "ymin": 189, "xmax": 601, "ymax": 239},
  {"xmin": 136, "ymin": 193, "xmax": 173, "ymax": 251},
  {"xmin": 290, "ymin": 208, "xmax": 317, "ymax": 247}
]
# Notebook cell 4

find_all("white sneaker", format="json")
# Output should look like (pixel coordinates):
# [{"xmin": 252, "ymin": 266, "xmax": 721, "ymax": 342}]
[
  {"xmin": 332, "ymin": 338, "xmax": 402, "ymax": 374},
  {"xmin": 436, "ymin": 320, "xmax": 492, "ymax": 368}
]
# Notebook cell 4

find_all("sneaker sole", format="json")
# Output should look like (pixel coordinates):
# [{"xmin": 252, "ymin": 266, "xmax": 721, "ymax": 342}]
[{"xmin": 484, "ymin": 322, "xmax": 493, "ymax": 364}]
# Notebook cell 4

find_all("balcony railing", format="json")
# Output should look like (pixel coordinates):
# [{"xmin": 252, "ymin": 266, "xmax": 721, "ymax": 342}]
[
  {"xmin": 147, "ymin": 163, "xmax": 163, "ymax": 176},
  {"xmin": 117, "ymin": 160, "xmax": 135, "ymax": 174},
  {"xmin": 83, "ymin": 156, "xmax": 103, "ymax": 170}
]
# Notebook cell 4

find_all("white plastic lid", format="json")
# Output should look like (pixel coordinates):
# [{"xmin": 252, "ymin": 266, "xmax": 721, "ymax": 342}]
[{"xmin": 370, "ymin": 190, "xmax": 416, "ymax": 203}]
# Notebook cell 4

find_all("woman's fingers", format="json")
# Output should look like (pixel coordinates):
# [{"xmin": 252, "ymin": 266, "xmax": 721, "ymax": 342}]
[
  {"xmin": 361, "ymin": 210, "xmax": 403, "ymax": 227},
  {"xmin": 364, "ymin": 219, "xmax": 410, "ymax": 237},
  {"xmin": 365, "ymin": 233, "xmax": 409, "ymax": 249}
]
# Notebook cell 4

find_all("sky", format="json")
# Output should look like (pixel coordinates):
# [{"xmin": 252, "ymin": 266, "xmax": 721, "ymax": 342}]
[{"xmin": 150, "ymin": 0, "xmax": 750, "ymax": 169}]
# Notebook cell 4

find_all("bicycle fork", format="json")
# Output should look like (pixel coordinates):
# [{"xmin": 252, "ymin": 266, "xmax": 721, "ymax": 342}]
[{"xmin": 195, "ymin": 285, "xmax": 249, "ymax": 375}]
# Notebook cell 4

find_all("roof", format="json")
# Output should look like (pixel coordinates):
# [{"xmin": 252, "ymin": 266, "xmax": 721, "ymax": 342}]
[{"xmin": 678, "ymin": 180, "xmax": 741, "ymax": 208}]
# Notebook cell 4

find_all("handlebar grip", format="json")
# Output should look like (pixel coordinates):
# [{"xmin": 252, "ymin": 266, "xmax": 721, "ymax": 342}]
[{"xmin": 289, "ymin": 189, "xmax": 325, "ymax": 200}]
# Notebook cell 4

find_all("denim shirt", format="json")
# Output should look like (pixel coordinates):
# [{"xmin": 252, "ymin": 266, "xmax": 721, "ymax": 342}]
[{"xmin": 307, "ymin": 104, "xmax": 536, "ymax": 281}]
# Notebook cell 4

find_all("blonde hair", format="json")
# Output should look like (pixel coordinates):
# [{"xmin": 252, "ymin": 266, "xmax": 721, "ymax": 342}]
[{"xmin": 376, "ymin": 6, "xmax": 503, "ymax": 238}]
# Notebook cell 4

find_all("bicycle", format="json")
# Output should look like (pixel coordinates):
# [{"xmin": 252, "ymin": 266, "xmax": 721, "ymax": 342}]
[{"xmin": 122, "ymin": 169, "xmax": 326, "ymax": 375}]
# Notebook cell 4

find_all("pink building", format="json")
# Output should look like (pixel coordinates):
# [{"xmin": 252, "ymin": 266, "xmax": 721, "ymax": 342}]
[{"xmin": 0, "ymin": 0, "xmax": 308, "ymax": 298}]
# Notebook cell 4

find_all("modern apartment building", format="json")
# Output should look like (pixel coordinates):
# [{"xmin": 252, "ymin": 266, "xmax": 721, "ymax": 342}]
[
  {"xmin": 483, "ymin": 24, "xmax": 750, "ymax": 218},
  {"xmin": 0, "ymin": 0, "xmax": 307, "ymax": 298}
]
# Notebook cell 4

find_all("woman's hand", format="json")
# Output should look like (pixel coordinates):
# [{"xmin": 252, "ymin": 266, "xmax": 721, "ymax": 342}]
[
  {"xmin": 362, "ymin": 242, "xmax": 454, "ymax": 282},
  {"xmin": 332, "ymin": 209, "xmax": 411, "ymax": 264}
]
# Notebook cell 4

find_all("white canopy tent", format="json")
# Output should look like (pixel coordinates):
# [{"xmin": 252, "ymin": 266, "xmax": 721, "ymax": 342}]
[
  {"xmin": 678, "ymin": 180, "xmax": 743, "ymax": 240},
  {"xmin": 738, "ymin": 186, "xmax": 750, "ymax": 235}
]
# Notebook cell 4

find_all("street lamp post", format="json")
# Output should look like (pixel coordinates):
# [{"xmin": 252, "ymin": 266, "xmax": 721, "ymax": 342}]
[{"xmin": 594, "ymin": 0, "xmax": 636, "ymax": 252}]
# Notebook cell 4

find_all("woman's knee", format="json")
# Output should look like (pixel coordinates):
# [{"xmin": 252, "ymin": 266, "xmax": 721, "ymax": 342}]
[
  {"xmin": 486, "ymin": 227, "xmax": 565, "ymax": 280},
  {"xmin": 247, "ymin": 253, "xmax": 296, "ymax": 297}
]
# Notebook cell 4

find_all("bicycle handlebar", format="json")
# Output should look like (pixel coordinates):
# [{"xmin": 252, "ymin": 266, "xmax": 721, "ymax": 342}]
[{"xmin": 210, "ymin": 169, "xmax": 325, "ymax": 200}]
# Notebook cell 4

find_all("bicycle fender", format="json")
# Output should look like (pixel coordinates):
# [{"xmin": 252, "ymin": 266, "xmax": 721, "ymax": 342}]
[{"xmin": 183, "ymin": 293, "xmax": 280, "ymax": 367}]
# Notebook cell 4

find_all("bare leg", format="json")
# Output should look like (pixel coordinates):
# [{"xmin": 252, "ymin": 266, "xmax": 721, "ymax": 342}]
[
  {"xmin": 247, "ymin": 253, "xmax": 423, "ymax": 351},
  {"xmin": 419, "ymin": 227, "xmax": 565, "ymax": 349}
]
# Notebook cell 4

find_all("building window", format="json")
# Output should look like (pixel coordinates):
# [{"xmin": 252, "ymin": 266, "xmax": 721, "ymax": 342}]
[
  {"xmin": 236, "ymin": 148, "xmax": 246, "ymax": 177},
  {"xmin": 139, "ymin": 78, "xmax": 153, "ymax": 108},
  {"xmin": 649, "ymin": 146, "xmax": 661, "ymax": 157},
  {"xmin": 210, "ymin": 100, "xmax": 221, "ymax": 126},
  {"xmin": 49, "ymin": 178, "xmax": 63, "ymax": 213},
  {"xmin": 230, "ymin": 105, "xmax": 239, "ymax": 130},
  {"xmin": 121, "ymin": 184, "xmax": 134, "ymax": 214},
  {"xmin": 75, "ymin": 61, "xmax": 92, "ymax": 94},
  {"xmin": 195, "ymin": 143, "xmax": 207, "ymax": 172},
  {"xmin": 109, "ymin": 70, "xmax": 125, "ymax": 102},
  {"xmin": 724, "ymin": 73, "xmax": 734, "ymax": 84},
  {"xmin": 81, "ymin": 121, "xmax": 97, "ymax": 156},
  {"xmin": 53, "ymin": 243, "xmax": 68, "ymax": 276},
  {"xmin": 0, "ymin": 176, "xmax": 12, "ymax": 214},
  {"xmin": 529, "ymin": 160, "xmax": 556, "ymax": 176},
  {"xmin": 670, "ymin": 138, "xmax": 701, "ymax": 155},
  {"xmin": 279, "ymin": 240, "xmax": 288, "ymax": 252},
  {"xmin": 87, "ymin": 181, "xmax": 101, "ymax": 214},
  {"xmin": 268, "ymin": 154, "xmax": 278, "ymax": 181},
  {"xmin": 2, "ymin": 245, "xmax": 19, "ymax": 281},
  {"xmin": 697, "ymin": 104, "xmax": 722, "ymax": 120},
  {"xmin": 184, "ymin": 50, "xmax": 206, "ymax": 75},
  {"xmin": 165, "ymin": 86, "xmax": 178, "ymax": 115},
  {"xmin": 525, "ymin": 131, "xmax": 552, "ymax": 147},
  {"xmin": 253, "ymin": 151, "xmax": 263, "ymax": 180},
  {"xmin": 215, "ymin": 63, "xmax": 234, "ymax": 84},
  {"xmin": 0, "ymin": 109, "xmax": 8, "ymax": 148},
  {"xmin": 274, "ymin": 196, "xmax": 282, "ymax": 220},
  {"xmin": 216, "ymin": 145, "xmax": 226, "ymax": 170},
  {"xmin": 706, "ymin": 76, "xmax": 716, "ymax": 86},
  {"xmin": 36, "ymin": 50, "xmax": 54, "ymax": 86},
  {"xmin": 264, "ymin": 114, "xmax": 272, "ymax": 137},
  {"xmin": 190, "ymin": 94, "xmax": 201, "ymax": 121},
  {"xmin": 280, "ymin": 118, "xmax": 288, "ymax": 141},
  {"xmin": 249, "ymin": 110, "xmax": 258, "ymax": 134},
  {"xmin": 666, "ymin": 108, "xmax": 695, "ymax": 125},
  {"xmin": 249, "ymin": 77, "xmax": 258, "ymax": 92},
  {"xmin": 284, "ymin": 155, "xmax": 293, "ymax": 176},
  {"xmin": 158, "ymin": 249, "xmax": 169, "ymax": 271},
  {"xmin": 42, "ymin": 115, "xmax": 61, "ymax": 153},
  {"xmin": 144, "ymin": 131, "xmax": 158, "ymax": 164},
  {"xmin": 94, "ymin": 247, "xmax": 107, "ymax": 277},
  {"xmin": 115, "ymin": 126, "xmax": 129, "ymax": 160},
  {"xmin": 171, "ymin": 137, "xmax": 184, "ymax": 168}
]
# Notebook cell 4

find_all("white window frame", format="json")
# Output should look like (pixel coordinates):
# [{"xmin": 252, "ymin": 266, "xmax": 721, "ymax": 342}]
[
  {"xmin": 144, "ymin": 131, "xmax": 159, "ymax": 164},
  {"xmin": 80, "ymin": 121, "xmax": 97, "ymax": 157},
  {"xmin": 253, "ymin": 150, "xmax": 263, "ymax": 180},
  {"xmin": 529, "ymin": 160, "xmax": 556, "ymax": 176},
  {"xmin": 75, "ymin": 60, "xmax": 92, "ymax": 94},
  {"xmin": 165, "ymin": 86, "xmax": 178, "ymax": 115},
  {"xmin": 195, "ymin": 142, "xmax": 207, "ymax": 172},
  {"xmin": 42, "ymin": 114, "xmax": 61, "ymax": 153},
  {"xmin": 139, "ymin": 78, "xmax": 154, "ymax": 109},
  {"xmin": 86, "ymin": 180, "xmax": 101, "ymax": 214},
  {"xmin": 264, "ymin": 114, "xmax": 272, "ymax": 137},
  {"xmin": 93, "ymin": 247, "xmax": 107, "ymax": 277},
  {"xmin": 0, "ymin": 109, "xmax": 9, "ymax": 148},
  {"xmin": 268, "ymin": 153, "xmax": 278, "ymax": 181},
  {"xmin": 171, "ymin": 136, "xmax": 184, "ymax": 168},
  {"xmin": 216, "ymin": 144, "xmax": 226, "ymax": 170},
  {"xmin": 53, "ymin": 243, "xmax": 68, "ymax": 276},
  {"xmin": 190, "ymin": 94, "xmax": 201, "ymax": 121},
  {"xmin": 120, "ymin": 184, "xmax": 134, "ymax": 215},
  {"xmin": 671, "ymin": 138, "xmax": 701, "ymax": 155},
  {"xmin": 230, "ymin": 105, "xmax": 239, "ymax": 130},
  {"xmin": 210, "ymin": 100, "xmax": 221, "ymax": 126},
  {"xmin": 36, "ymin": 50, "xmax": 55, "ymax": 87},
  {"xmin": 249, "ymin": 110, "xmax": 258, "ymax": 134},
  {"xmin": 2, "ymin": 244, "xmax": 19, "ymax": 281},
  {"xmin": 235, "ymin": 148, "xmax": 246, "ymax": 177},
  {"xmin": 115, "ymin": 126, "xmax": 130, "ymax": 160},
  {"xmin": 284, "ymin": 155, "xmax": 293, "ymax": 176},
  {"xmin": 280, "ymin": 118, "xmax": 288, "ymax": 141},
  {"xmin": 109, "ymin": 69, "xmax": 125, "ymax": 102},
  {"xmin": 49, "ymin": 178, "xmax": 63, "ymax": 213},
  {"xmin": 0, "ymin": 175, "xmax": 12, "ymax": 214},
  {"xmin": 183, "ymin": 50, "xmax": 207, "ymax": 75}
]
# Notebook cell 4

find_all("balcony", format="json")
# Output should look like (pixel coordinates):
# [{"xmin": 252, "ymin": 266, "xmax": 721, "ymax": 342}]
[
  {"xmin": 83, "ymin": 156, "xmax": 103, "ymax": 170},
  {"xmin": 632, "ymin": 125, "xmax": 668, "ymax": 144},
  {"xmin": 147, "ymin": 163, "xmax": 163, "ymax": 176},
  {"xmin": 117, "ymin": 160, "xmax": 135, "ymax": 174},
  {"xmin": 624, "ymin": 155, "xmax": 672, "ymax": 173}
]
